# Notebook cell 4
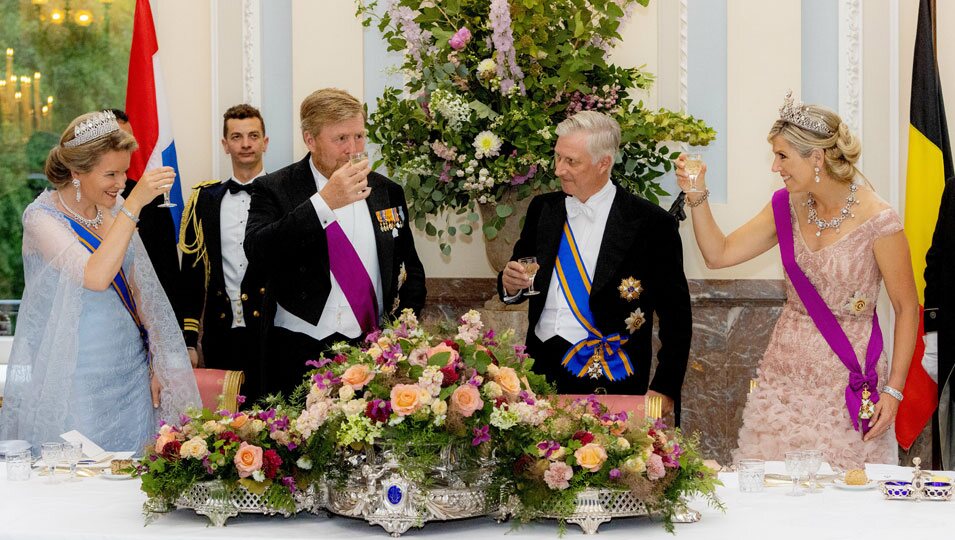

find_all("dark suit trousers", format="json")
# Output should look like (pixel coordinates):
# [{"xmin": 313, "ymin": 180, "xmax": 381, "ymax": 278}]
[
  {"xmin": 264, "ymin": 327, "xmax": 355, "ymax": 398},
  {"xmin": 202, "ymin": 326, "xmax": 264, "ymax": 404}
]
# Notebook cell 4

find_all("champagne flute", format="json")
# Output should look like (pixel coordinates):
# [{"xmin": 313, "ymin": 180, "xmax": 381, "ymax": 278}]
[
  {"xmin": 517, "ymin": 256, "xmax": 540, "ymax": 296},
  {"xmin": 684, "ymin": 153, "xmax": 703, "ymax": 193},
  {"xmin": 157, "ymin": 178, "xmax": 177, "ymax": 208}
]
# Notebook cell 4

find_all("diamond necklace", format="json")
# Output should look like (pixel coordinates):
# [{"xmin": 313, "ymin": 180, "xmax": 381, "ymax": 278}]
[
  {"xmin": 57, "ymin": 191, "xmax": 104, "ymax": 230},
  {"xmin": 806, "ymin": 183, "xmax": 858, "ymax": 237}
]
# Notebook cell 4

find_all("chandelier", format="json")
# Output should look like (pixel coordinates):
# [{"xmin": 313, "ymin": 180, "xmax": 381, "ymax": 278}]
[{"xmin": 30, "ymin": 0, "xmax": 114, "ymax": 30}]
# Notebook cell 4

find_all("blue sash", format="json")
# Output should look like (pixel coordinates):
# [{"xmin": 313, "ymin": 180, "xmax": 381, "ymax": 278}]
[
  {"xmin": 555, "ymin": 222, "xmax": 633, "ymax": 381},
  {"xmin": 65, "ymin": 217, "xmax": 150, "ymax": 363}
]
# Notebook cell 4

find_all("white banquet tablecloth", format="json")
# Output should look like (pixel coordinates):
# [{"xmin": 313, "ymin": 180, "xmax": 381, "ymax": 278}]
[{"xmin": 0, "ymin": 463, "xmax": 951, "ymax": 539}]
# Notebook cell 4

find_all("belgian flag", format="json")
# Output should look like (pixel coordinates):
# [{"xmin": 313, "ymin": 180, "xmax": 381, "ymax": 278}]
[{"xmin": 896, "ymin": 0, "xmax": 953, "ymax": 450}]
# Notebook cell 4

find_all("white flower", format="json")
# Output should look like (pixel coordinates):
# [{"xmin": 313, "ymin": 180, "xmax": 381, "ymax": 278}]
[
  {"xmin": 477, "ymin": 58, "xmax": 497, "ymax": 79},
  {"xmin": 483, "ymin": 381, "xmax": 503, "ymax": 399},
  {"xmin": 473, "ymin": 131, "xmax": 502, "ymax": 159},
  {"xmin": 342, "ymin": 398, "xmax": 367, "ymax": 418},
  {"xmin": 431, "ymin": 399, "xmax": 448, "ymax": 416},
  {"xmin": 252, "ymin": 470, "xmax": 265, "ymax": 482},
  {"xmin": 339, "ymin": 385, "xmax": 355, "ymax": 401},
  {"xmin": 490, "ymin": 407, "xmax": 519, "ymax": 430},
  {"xmin": 296, "ymin": 456, "xmax": 313, "ymax": 470}
]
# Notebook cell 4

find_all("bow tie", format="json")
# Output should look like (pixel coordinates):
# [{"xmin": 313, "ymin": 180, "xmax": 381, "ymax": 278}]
[
  {"xmin": 565, "ymin": 198, "xmax": 595, "ymax": 221},
  {"xmin": 226, "ymin": 180, "xmax": 253, "ymax": 195}
]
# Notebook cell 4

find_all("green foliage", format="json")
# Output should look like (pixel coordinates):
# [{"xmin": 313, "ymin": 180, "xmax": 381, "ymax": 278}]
[{"xmin": 357, "ymin": 0, "xmax": 715, "ymax": 254}]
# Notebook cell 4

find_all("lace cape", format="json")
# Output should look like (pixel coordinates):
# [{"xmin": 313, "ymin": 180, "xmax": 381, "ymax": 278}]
[{"xmin": 0, "ymin": 191, "xmax": 199, "ymax": 446}]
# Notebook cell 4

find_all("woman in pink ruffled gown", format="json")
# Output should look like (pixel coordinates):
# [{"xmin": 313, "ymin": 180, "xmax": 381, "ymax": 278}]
[{"xmin": 674, "ymin": 93, "xmax": 919, "ymax": 470}]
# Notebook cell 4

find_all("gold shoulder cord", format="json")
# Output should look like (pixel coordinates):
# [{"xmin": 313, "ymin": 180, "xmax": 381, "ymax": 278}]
[{"xmin": 178, "ymin": 180, "xmax": 219, "ymax": 290}]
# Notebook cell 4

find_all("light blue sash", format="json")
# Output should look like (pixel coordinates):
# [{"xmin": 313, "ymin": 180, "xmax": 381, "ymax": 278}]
[
  {"xmin": 65, "ymin": 216, "xmax": 150, "ymax": 363},
  {"xmin": 555, "ymin": 222, "xmax": 633, "ymax": 381}
]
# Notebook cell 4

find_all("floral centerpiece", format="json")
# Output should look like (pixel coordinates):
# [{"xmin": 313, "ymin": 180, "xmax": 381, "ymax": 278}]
[
  {"xmin": 357, "ymin": 0, "xmax": 716, "ymax": 253},
  {"xmin": 501, "ymin": 395, "xmax": 722, "ymax": 533},
  {"xmin": 294, "ymin": 309, "xmax": 553, "ymax": 486},
  {"xmin": 139, "ymin": 405, "xmax": 326, "ymax": 517}
]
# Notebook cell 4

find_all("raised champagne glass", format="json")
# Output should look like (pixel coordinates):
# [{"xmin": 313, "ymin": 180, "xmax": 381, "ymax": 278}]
[
  {"xmin": 684, "ymin": 153, "xmax": 703, "ymax": 193},
  {"xmin": 158, "ymin": 179, "xmax": 177, "ymax": 208},
  {"xmin": 518, "ymin": 256, "xmax": 541, "ymax": 296}
]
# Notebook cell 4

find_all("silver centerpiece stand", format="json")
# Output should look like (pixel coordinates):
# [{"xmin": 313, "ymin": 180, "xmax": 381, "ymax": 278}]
[{"xmin": 325, "ymin": 444, "xmax": 498, "ymax": 537}]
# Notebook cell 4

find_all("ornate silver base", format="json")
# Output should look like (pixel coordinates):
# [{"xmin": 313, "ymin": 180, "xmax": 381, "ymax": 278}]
[
  {"xmin": 143, "ymin": 480, "xmax": 320, "ymax": 527},
  {"xmin": 325, "ymin": 446, "xmax": 497, "ymax": 536}
]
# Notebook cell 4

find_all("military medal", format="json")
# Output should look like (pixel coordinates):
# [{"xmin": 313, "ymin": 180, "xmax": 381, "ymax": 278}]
[
  {"xmin": 858, "ymin": 384, "xmax": 875, "ymax": 420},
  {"xmin": 587, "ymin": 346, "xmax": 604, "ymax": 379},
  {"xmin": 618, "ymin": 277, "xmax": 643, "ymax": 301}
]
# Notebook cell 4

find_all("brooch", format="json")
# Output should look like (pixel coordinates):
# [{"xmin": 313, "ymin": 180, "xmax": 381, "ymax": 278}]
[
  {"xmin": 618, "ymin": 277, "xmax": 643, "ymax": 301},
  {"xmin": 844, "ymin": 291, "xmax": 869, "ymax": 316},
  {"xmin": 625, "ymin": 308, "xmax": 646, "ymax": 334}
]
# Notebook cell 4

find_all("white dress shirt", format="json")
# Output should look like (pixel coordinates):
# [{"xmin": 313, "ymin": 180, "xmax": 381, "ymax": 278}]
[
  {"xmin": 535, "ymin": 180, "xmax": 616, "ymax": 344},
  {"xmin": 221, "ymin": 171, "xmax": 266, "ymax": 328},
  {"xmin": 273, "ymin": 159, "xmax": 383, "ymax": 340}
]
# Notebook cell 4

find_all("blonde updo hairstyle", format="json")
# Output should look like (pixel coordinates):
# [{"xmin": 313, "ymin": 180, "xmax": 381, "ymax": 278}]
[
  {"xmin": 44, "ymin": 112, "xmax": 138, "ymax": 189},
  {"xmin": 767, "ymin": 105, "xmax": 861, "ymax": 185}
]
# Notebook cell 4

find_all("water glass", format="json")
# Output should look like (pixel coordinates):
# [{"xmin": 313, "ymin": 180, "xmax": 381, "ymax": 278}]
[
  {"xmin": 784, "ymin": 451, "xmax": 806, "ymax": 497},
  {"xmin": 804, "ymin": 449, "xmax": 823, "ymax": 493},
  {"xmin": 40, "ymin": 442, "xmax": 62, "ymax": 484},
  {"xmin": 5, "ymin": 450, "xmax": 32, "ymax": 481},
  {"xmin": 349, "ymin": 151, "xmax": 368, "ymax": 166},
  {"xmin": 64, "ymin": 442, "xmax": 83, "ymax": 482},
  {"xmin": 737, "ymin": 459, "xmax": 765, "ymax": 493}
]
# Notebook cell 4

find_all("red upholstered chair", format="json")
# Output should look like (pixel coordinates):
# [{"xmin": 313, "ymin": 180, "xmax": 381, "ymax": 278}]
[
  {"xmin": 557, "ymin": 394, "xmax": 646, "ymax": 416},
  {"xmin": 193, "ymin": 369, "xmax": 245, "ymax": 413}
]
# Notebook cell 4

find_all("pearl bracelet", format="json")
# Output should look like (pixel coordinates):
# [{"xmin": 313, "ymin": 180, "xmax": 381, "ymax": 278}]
[
  {"xmin": 119, "ymin": 205, "xmax": 140, "ymax": 224},
  {"xmin": 881, "ymin": 385, "xmax": 904, "ymax": 401}
]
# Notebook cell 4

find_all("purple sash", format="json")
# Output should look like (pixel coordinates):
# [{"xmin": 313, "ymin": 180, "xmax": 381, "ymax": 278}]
[
  {"xmin": 326, "ymin": 221, "xmax": 379, "ymax": 334},
  {"xmin": 771, "ymin": 189, "xmax": 881, "ymax": 433}
]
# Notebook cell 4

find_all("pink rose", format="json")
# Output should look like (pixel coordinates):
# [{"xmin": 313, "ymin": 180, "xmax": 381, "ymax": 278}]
[
  {"xmin": 341, "ymin": 364, "xmax": 375, "ymax": 390},
  {"xmin": 647, "ymin": 452, "xmax": 666, "ymax": 481},
  {"xmin": 391, "ymin": 384, "xmax": 424, "ymax": 416},
  {"xmin": 426, "ymin": 343, "xmax": 459, "ymax": 363},
  {"xmin": 494, "ymin": 366, "xmax": 522, "ymax": 399},
  {"xmin": 155, "ymin": 433, "xmax": 176, "ymax": 454},
  {"xmin": 449, "ymin": 27, "xmax": 472, "ymax": 50},
  {"xmin": 543, "ymin": 461, "xmax": 573, "ymax": 490},
  {"xmin": 234, "ymin": 442, "xmax": 263, "ymax": 478},
  {"xmin": 450, "ymin": 384, "xmax": 484, "ymax": 417}
]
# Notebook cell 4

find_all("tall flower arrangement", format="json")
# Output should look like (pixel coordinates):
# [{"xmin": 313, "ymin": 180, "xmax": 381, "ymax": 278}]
[{"xmin": 358, "ymin": 0, "xmax": 716, "ymax": 253}]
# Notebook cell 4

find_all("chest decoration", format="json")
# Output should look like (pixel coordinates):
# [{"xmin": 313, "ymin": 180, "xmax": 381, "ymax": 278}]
[{"xmin": 618, "ymin": 277, "xmax": 643, "ymax": 301}]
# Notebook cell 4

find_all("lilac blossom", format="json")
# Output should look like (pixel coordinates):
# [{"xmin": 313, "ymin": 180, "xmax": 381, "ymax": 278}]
[
  {"xmin": 510, "ymin": 164, "xmax": 538, "ymax": 186},
  {"xmin": 388, "ymin": 2, "xmax": 433, "ymax": 70},
  {"xmin": 489, "ymin": 0, "xmax": 525, "ymax": 94}
]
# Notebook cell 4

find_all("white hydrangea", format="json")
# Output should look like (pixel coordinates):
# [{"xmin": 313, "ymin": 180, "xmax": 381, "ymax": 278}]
[{"xmin": 431, "ymin": 88, "xmax": 471, "ymax": 130}]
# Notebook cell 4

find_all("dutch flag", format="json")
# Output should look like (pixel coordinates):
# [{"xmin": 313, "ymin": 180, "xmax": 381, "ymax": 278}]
[{"xmin": 124, "ymin": 0, "xmax": 184, "ymax": 237}]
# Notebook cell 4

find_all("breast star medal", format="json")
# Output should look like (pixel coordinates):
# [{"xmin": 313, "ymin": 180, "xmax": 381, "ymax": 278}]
[
  {"xmin": 618, "ymin": 277, "xmax": 643, "ymax": 301},
  {"xmin": 858, "ymin": 384, "xmax": 875, "ymax": 420},
  {"xmin": 625, "ymin": 308, "xmax": 646, "ymax": 334}
]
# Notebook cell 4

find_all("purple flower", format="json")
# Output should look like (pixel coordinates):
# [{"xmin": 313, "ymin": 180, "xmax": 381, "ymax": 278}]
[
  {"xmin": 286, "ymin": 442, "xmax": 298, "ymax": 451},
  {"xmin": 270, "ymin": 416, "xmax": 291, "ymax": 432},
  {"xmin": 257, "ymin": 409, "xmax": 276, "ymax": 421},
  {"xmin": 366, "ymin": 398, "xmax": 392, "ymax": 423},
  {"xmin": 510, "ymin": 164, "xmax": 538, "ymax": 186},
  {"xmin": 518, "ymin": 391, "xmax": 535, "ymax": 405},
  {"xmin": 489, "ymin": 0, "xmax": 525, "ymax": 95},
  {"xmin": 365, "ymin": 330, "xmax": 382, "ymax": 344},
  {"xmin": 235, "ymin": 395, "xmax": 246, "ymax": 405},
  {"xmin": 388, "ymin": 4, "xmax": 433, "ymax": 70},
  {"xmin": 449, "ymin": 27, "xmax": 472, "ymax": 50},
  {"xmin": 216, "ymin": 409, "xmax": 232, "ymax": 417},
  {"xmin": 312, "ymin": 371, "xmax": 340, "ymax": 390},
  {"xmin": 281, "ymin": 476, "xmax": 298, "ymax": 493},
  {"xmin": 178, "ymin": 414, "xmax": 190, "ymax": 426},
  {"xmin": 513, "ymin": 344, "xmax": 529, "ymax": 360},
  {"xmin": 609, "ymin": 468, "xmax": 622, "ymax": 480},
  {"xmin": 305, "ymin": 358, "xmax": 331, "ymax": 369},
  {"xmin": 472, "ymin": 425, "xmax": 491, "ymax": 446},
  {"xmin": 537, "ymin": 440, "xmax": 561, "ymax": 459}
]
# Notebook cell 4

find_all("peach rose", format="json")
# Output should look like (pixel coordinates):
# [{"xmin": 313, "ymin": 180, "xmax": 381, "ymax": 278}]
[
  {"xmin": 230, "ymin": 414, "xmax": 249, "ymax": 430},
  {"xmin": 574, "ymin": 443, "xmax": 608, "ymax": 473},
  {"xmin": 450, "ymin": 384, "xmax": 484, "ymax": 417},
  {"xmin": 426, "ymin": 343, "xmax": 458, "ymax": 363},
  {"xmin": 494, "ymin": 366, "xmax": 522, "ymax": 398},
  {"xmin": 154, "ymin": 433, "xmax": 176, "ymax": 454},
  {"xmin": 342, "ymin": 364, "xmax": 375, "ymax": 390},
  {"xmin": 391, "ymin": 384, "xmax": 424, "ymax": 416},
  {"xmin": 234, "ymin": 442, "xmax": 263, "ymax": 478},
  {"xmin": 179, "ymin": 437, "xmax": 210, "ymax": 459}
]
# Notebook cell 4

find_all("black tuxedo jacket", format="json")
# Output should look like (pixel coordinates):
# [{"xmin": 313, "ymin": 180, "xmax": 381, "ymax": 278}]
[
  {"xmin": 497, "ymin": 187, "xmax": 691, "ymax": 401},
  {"xmin": 121, "ymin": 179, "xmax": 181, "ymax": 316},
  {"xmin": 924, "ymin": 177, "xmax": 955, "ymax": 403},
  {"xmin": 179, "ymin": 181, "xmax": 269, "ymax": 354},
  {"xmin": 244, "ymin": 154, "xmax": 426, "ymax": 331}
]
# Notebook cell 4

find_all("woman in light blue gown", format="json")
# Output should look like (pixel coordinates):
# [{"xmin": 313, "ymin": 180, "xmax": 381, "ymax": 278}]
[{"xmin": 0, "ymin": 111, "xmax": 199, "ymax": 453}]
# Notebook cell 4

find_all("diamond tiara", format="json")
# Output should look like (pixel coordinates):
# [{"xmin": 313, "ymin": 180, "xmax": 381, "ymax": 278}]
[
  {"xmin": 63, "ymin": 110, "xmax": 121, "ymax": 148},
  {"xmin": 778, "ymin": 90, "xmax": 834, "ymax": 136}
]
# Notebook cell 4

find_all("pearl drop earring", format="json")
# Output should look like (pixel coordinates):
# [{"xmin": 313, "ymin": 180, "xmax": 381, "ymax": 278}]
[
  {"xmin": 814, "ymin": 166, "xmax": 820, "ymax": 184},
  {"xmin": 72, "ymin": 177, "xmax": 82, "ymax": 202}
]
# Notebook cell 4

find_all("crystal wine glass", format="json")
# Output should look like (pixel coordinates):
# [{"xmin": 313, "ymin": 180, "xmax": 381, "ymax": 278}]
[
  {"xmin": 64, "ymin": 441, "xmax": 83, "ymax": 482},
  {"xmin": 804, "ymin": 449, "xmax": 823, "ymax": 493},
  {"xmin": 684, "ymin": 153, "xmax": 703, "ymax": 193},
  {"xmin": 517, "ymin": 257, "xmax": 541, "ymax": 296},
  {"xmin": 158, "ymin": 185, "xmax": 177, "ymax": 208},
  {"xmin": 349, "ymin": 151, "xmax": 369, "ymax": 165},
  {"xmin": 40, "ymin": 442, "xmax": 62, "ymax": 484},
  {"xmin": 784, "ymin": 451, "xmax": 806, "ymax": 497}
]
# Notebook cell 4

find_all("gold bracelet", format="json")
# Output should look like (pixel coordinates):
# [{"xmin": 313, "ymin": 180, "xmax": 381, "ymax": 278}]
[{"xmin": 687, "ymin": 189, "xmax": 710, "ymax": 208}]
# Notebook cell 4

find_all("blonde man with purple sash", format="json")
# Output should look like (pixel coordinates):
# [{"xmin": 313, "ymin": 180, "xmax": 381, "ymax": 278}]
[{"xmin": 675, "ymin": 92, "xmax": 919, "ymax": 469}]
